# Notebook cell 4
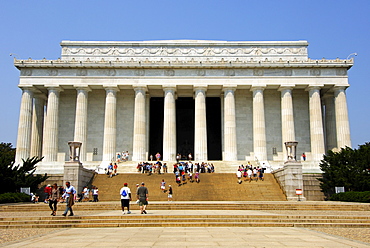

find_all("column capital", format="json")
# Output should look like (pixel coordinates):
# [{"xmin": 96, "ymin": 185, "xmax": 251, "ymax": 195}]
[
  {"xmin": 133, "ymin": 84, "xmax": 147, "ymax": 92},
  {"xmin": 18, "ymin": 85, "xmax": 39, "ymax": 93},
  {"xmin": 306, "ymin": 85, "xmax": 324, "ymax": 92},
  {"xmin": 222, "ymin": 85, "xmax": 237, "ymax": 92},
  {"xmin": 333, "ymin": 85, "xmax": 348, "ymax": 92},
  {"xmin": 278, "ymin": 85, "xmax": 295, "ymax": 92},
  {"xmin": 193, "ymin": 85, "xmax": 208, "ymax": 92},
  {"xmin": 250, "ymin": 85, "xmax": 266, "ymax": 92},
  {"xmin": 74, "ymin": 85, "xmax": 92, "ymax": 92},
  {"xmin": 103, "ymin": 85, "xmax": 119, "ymax": 92},
  {"xmin": 45, "ymin": 85, "xmax": 64, "ymax": 93},
  {"xmin": 163, "ymin": 85, "xmax": 176, "ymax": 92}
]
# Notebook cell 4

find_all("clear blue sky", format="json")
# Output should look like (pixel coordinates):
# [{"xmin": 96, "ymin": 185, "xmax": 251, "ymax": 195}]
[{"xmin": 0, "ymin": 0, "xmax": 369, "ymax": 148}]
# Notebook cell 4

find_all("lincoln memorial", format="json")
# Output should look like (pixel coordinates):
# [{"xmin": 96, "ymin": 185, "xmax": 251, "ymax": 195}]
[{"xmin": 13, "ymin": 40, "xmax": 353, "ymax": 174}]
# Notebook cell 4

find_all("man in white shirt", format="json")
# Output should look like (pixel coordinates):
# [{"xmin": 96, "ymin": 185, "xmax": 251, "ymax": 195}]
[
  {"xmin": 62, "ymin": 181, "xmax": 76, "ymax": 216},
  {"xmin": 236, "ymin": 170, "xmax": 242, "ymax": 184},
  {"xmin": 120, "ymin": 183, "xmax": 132, "ymax": 214}
]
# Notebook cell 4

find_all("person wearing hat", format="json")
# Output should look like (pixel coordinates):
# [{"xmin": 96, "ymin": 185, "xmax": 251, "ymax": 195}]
[
  {"xmin": 120, "ymin": 183, "xmax": 132, "ymax": 214},
  {"xmin": 136, "ymin": 182, "xmax": 149, "ymax": 214}
]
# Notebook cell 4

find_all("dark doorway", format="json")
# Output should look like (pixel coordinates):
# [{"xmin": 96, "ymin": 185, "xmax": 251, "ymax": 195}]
[
  {"xmin": 206, "ymin": 97, "xmax": 222, "ymax": 160},
  {"xmin": 176, "ymin": 98, "xmax": 194, "ymax": 159},
  {"xmin": 149, "ymin": 97, "xmax": 164, "ymax": 159}
]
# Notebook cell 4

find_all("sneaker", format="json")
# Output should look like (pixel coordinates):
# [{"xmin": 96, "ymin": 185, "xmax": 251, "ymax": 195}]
[
  {"xmin": 68, "ymin": 213, "xmax": 74, "ymax": 216},
  {"xmin": 143, "ymin": 210, "xmax": 147, "ymax": 214},
  {"xmin": 127, "ymin": 211, "xmax": 131, "ymax": 214},
  {"xmin": 62, "ymin": 213, "xmax": 67, "ymax": 216},
  {"xmin": 122, "ymin": 211, "xmax": 126, "ymax": 215}
]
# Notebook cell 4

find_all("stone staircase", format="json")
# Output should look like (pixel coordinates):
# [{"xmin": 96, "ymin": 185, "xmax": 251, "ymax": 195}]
[
  {"xmin": 91, "ymin": 173, "xmax": 286, "ymax": 201},
  {"xmin": 1, "ymin": 201, "xmax": 370, "ymax": 229}
]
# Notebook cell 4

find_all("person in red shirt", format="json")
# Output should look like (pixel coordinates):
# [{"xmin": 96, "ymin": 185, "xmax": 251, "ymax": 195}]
[{"xmin": 43, "ymin": 184, "xmax": 52, "ymax": 203}]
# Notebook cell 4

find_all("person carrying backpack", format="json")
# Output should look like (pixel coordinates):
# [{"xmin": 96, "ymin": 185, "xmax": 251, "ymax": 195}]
[{"xmin": 120, "ymin": 183, "xmax": 132, "ymax": 214}]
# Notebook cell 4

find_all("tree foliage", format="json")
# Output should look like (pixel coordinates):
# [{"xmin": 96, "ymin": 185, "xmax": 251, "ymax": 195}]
[
  {"xmin": 318, "ymin": 143, "xmax": 370, "ymax": 198},
  {"xmin": 0, "ymin": 142, "xmax": 48, "ymax": 194}
]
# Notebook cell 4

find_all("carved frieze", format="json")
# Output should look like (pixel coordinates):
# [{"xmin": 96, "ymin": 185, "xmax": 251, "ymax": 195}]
[
  {"xmin": 62, "ymin": 47, "xmax": 307, "ymax": 58},
  {"xmin": 197, "ymin": 69, "xmax": 206, "ymax": 76},
  {"xmin": 135, "ymin": 69, "xmax": 145, "ymax": 76},
  {"xmin": 336, "ymin": 68, "xmax": 347, "ymax": 76},
  {"xmin": 164, "ymin": 69, "xmax": 175, "ymax": 76},
  {"xmin": 21, "ymin": 69, "xmax": 32, "ymax": 76},
  {"xmin": 49, "ymin": 69, "xmax": 58, "ymax": 76},
  {"xmin": 104, "ymin": 69, "xmax": 116, "ymax": 76},
  {"xmin": 253, "ymin": 69, "xmax": 264, "ymax": 76},
  {"xmin": 310, "ymin": 69, "xmax": 321, "ymax": 76},
  {"xmin": 77, "ymin": 69, "xmax": 87, "ymax": 76}
]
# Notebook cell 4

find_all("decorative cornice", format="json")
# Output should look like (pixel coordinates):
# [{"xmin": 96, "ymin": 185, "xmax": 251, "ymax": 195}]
[{"xmin": 14, "ymin": 57, "xmax": 354, "ymax": 70}]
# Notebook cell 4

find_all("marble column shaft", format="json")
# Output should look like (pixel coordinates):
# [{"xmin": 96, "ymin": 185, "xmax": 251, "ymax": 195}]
[
  {"xmin": 132, "ymin": 86, "xmax": 147, "ymax": 161},
  {"xmin": 102, "ymin": 87, "xmax": 118, "ymax": 162},
  {"xmin": 43, "ymin": 87, "xmax": 62, "ymax": 162},
  {"xmin": 279, "ymin": 87, "xmax": 295, "ymax": 160},
  {"xmin": 30, "ymin": 94, "xmax": 45, "ymax": 158},
  {"xmin": 308, "ymin": 86, "xmax": 325, "ymax": 161},
  {"xmin": 252, "ymin": 87, "xmax": 267, "ymax": 161},
  {"xmin": 194, "ymin": 86, "xmax": 208, "ymax": 161},
  {"xmin": 73, "ymin": 87, "xmax": 91, "ymax": 162},
  {"xmin": 223, "ymin": 87, "xmax": 237, "ymax": 161},
  {"xmin": 15, "ymin": 88, "xmax": 34, "ymax": 165},
  {"xmin": 334, "ymin": 86, "xmax": 351, "ymax": 148},
  {"xmin": 163, "ymin": 86, "xmax": 176, "ymax": 161},
  {"xmin": 323, "ymin": 93, "xmax": 337, "ymax": 151}
]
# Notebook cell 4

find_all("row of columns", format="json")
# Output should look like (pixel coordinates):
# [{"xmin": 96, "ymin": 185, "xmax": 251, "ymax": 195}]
[{"xmin": 15, "ymin": 85, "xmax": 352, "ymax": 165}]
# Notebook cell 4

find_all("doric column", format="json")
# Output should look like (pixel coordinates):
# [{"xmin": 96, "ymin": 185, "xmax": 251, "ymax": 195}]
[
  {"xmin": 102, "ymin": 86, "xmax": 119, "ymax": 163},
  {"xmin": 223, "ymin": 86, "xmax": 237, "ymax": 161},
  {"xmin": 163, "ymin": 86, "xmax": 176, "ymax": 161},
  {"xmin": 323, "ymin": 92, "xmax": 337, "ymax": 151},
  {"xmin": 15, "ymin": 87, "xmax": 34, "ymax": 165},
  {"xmin": 194, "ymin": 85, "xmax": 208, "ymax": 161},
  {"xmin": 279, "ymin": 86, "xmax": 295, "ymax": 160},
  {"xmin": 334, "ymin": 86, "xmax": 351, "ymax": 148},
  {"xmin": 132, "ymin": 85, "xmax": 147, "ymax": 161},
  {"xmin": 30, "ymin": 93, "xmax": 46, "ymax": 158},
  {"xmin": 307, "ymin": 86, "xmax": 325, "ymax": 161},
  {"xmin": 251, "ymin": 86, "xmax": 267, "ymax": 161},
  {"xmin": 73, "ymin": 86, "xmax": 91, "ymax": 162},
  {"xmin": 43, "ymin": 86, "xmax": 63, "ymax": 162}
]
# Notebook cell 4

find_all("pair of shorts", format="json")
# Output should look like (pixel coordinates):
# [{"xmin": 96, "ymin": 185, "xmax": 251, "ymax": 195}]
[
  {"xmin": 168, "ymin": 194, "xmax": 172, "ymax": 198},
  {"xmin": 121, "ymin": 199, "xmax": 130, "ymax": 207},
  {"xmin": 139, "ymin": 198, "xmax": 148, "ymax": 206}
]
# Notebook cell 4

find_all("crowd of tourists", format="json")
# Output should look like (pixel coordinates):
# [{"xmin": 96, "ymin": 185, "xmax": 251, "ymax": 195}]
[
  {"xmin": 236, "ymin": 162, "xmax": 265, "ymax": 184},
  {"xmin": 136, "ymin": 161, "xmax": 215, "ymax": 175}
]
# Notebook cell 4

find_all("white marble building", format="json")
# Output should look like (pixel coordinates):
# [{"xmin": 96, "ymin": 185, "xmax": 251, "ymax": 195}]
[{"xmin": 14, "ymin": 40, "xmax": 352, "ymax": 174}]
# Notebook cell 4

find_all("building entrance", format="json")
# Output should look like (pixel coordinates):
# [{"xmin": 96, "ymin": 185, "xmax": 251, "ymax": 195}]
[{"xmin": 149, "ymin": 97, "xmax": 222, "ymax": 161}]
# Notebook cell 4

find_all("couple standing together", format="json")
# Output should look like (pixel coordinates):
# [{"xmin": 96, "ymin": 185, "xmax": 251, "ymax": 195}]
[{"xmin": 120, "ymin": 182, "xmax": 148, "ymax": 214}]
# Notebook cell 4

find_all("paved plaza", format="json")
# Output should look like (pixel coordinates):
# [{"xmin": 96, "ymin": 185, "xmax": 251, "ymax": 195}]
[
  {"xmin": 1, "ymin": 205, "xmax": 369, "ymax": 247},
  {"xmin": 2, "ymin": 226, "xmax": 370, "ymax": 248}
]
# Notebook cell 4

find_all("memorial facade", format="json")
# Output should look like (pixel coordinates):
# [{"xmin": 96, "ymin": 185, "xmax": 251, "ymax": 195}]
[{"xmin": 14, "ymin": 40, "xmax": 353, "ymax": 174}]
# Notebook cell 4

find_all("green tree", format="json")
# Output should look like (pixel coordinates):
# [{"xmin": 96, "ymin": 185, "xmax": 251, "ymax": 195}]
[
  {"xmin": 319, "ymin": 143, "xmax": 370, "ymax": 197},
  {"xmin": 0, "ymin": 143, "xmax": 48, "ymax": 193}
]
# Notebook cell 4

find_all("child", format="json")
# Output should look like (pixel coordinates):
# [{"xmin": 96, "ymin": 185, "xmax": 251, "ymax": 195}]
[
  {"xmin": 160, "ymin": 179, "xmax": 166, "ymax": 193},
  {"xmin": 188, "ymin": 172, "xmax": 193, "ymax": 183},
  {"xmin": 195, "ymin": 172, "xmax": 200, "ymax": 183},
  {"xmin": 168, "ymin": 185, "xmax": 173, "ymax": 202}
]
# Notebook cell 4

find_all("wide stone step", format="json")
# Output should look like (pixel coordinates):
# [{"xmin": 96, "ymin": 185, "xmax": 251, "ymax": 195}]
[{"xmin": 2, "ymin": 202, "xmax": 370, "ymax": 211}]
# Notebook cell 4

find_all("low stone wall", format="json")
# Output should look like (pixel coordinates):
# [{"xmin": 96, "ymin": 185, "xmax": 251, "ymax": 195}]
[
  {"xmin": 64, "ymin": 162, "xmax": 95, "ymax": 193},
  {"xmin": 272, "ymin": 162, "xmax": 305, "ymax": 201},
  {"xmin": 303, "ymin": 173, "xmax": 325, "ymax": 201},
  {"xmin": 273, "ymin": 168, "xmax": 325, "ymax": 201}
]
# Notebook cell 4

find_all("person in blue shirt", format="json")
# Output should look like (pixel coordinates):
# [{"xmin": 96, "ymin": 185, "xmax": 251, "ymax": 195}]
[{"xmin": 62, "ymin": 181, "xmax": 76, "ymax": 216}]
